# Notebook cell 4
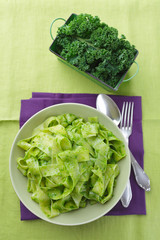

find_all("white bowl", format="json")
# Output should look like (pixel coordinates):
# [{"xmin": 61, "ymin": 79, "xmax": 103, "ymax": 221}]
[{"xmin": 9, "ymin": 103, "xmax": 130, "ymax": 226}]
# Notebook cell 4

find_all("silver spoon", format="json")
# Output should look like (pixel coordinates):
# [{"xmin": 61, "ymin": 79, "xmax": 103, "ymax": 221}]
[
  {"xmin": 96, "ymin": 94, "xmax": 132, "ymax": 207},
  {"xmin": 96, "ymin": 94, "xmax": 151, "ymax": 192},
  {"xmin": 97, "ymin": 94, "xmax": 121, "ymax": 126}
]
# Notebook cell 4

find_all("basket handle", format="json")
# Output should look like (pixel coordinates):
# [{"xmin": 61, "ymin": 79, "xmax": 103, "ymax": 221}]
[
  {"xmin": 50, "ymin": 18, "xmax": 66, "ymax": 40},
  {"xmin": 123, "ymin": 61, "xmax": 139, "ymax": 82}
]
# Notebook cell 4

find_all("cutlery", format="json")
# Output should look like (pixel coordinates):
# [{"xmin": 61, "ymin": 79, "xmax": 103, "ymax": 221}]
[
  {"xmin": 119, "ymin": 101, "xmax": 134, "ymax": 207},
  {"xmin": 96, "ymin": 94, "xmax": 121, "ymax": 126},
  {"xmin": 96, "ymin": 94, "xmax": 151, "ymax": 192}
]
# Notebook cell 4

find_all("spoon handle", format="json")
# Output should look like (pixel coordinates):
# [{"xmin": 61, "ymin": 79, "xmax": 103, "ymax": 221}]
[
  {"xmin": 121, "ymin": 180, "xmax": 132, "ymax": 207},
  {"xmin": 130, "ymin": 151, "xmax": 151, "ymax": 191}
]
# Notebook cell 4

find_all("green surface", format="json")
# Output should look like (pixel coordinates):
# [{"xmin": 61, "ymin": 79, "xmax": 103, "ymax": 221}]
[{"xmin": 0, "ymin": 0, "xmax": 159, "ymax": 239}]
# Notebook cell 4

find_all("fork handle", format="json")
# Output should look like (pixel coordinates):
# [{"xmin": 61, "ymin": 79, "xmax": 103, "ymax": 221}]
[{"xmin": 130, "ymin": 151, "xmax": 151, "ymax": 191}]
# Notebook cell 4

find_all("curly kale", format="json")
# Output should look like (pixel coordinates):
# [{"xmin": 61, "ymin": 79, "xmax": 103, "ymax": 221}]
[
  {"xmin": 61, "ymin": 40, "xmax": 90, "ymax": 72},
  {"xmin": 57, "ymin": 13, "xmax": 101, "ymax": 38},
  {"xmin": 89, "ymin": 25, "xmax": 119, "ymax": 50},
  {"xmin": 55, "ymin": 13, "xmax": 137, "ymax": 88}
]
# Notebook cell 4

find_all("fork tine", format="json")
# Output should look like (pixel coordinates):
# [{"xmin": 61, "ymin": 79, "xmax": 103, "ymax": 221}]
[
  {"xmin": 123, "ymin": 102, "xmax": 128, "ymax": 128},
  {"xmin": 130, "ymin": 102, "xmax": 134, "ymax": 129},
  {"xmin": 120, "ymin": 102, "xmax": 125, "ymax": 128},
  {"xmin": 127, "ymin": 102, "xmax": 131, "ymax": 128}
]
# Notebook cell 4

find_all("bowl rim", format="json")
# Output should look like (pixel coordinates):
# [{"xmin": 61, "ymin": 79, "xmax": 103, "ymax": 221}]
[{"xmin": 9, "ymin": 103, "xmax": 131, "ymax": 226}]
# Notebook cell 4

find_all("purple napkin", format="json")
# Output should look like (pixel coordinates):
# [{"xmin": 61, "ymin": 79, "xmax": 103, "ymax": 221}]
[{"xmin": 19, "ymin": 93, "xmax": 146, "ymax": 220}]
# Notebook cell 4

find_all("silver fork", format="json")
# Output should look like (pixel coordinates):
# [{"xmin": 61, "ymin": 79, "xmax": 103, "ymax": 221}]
[
  {"xmin": 120, "ymin": 102, "xmax": 134, "ymax": 140},
  {"xmin": 120, "ymin": 102, "xmax": 134, "ymax": 207},
  {"xmin": 121, "ymin": 102, "xmax": 150, "ymax": 192}
]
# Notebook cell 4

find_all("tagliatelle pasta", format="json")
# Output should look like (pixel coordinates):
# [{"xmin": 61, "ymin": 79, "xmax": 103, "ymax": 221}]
[{"xmin": 17, "ymin": 114, "xmax": 126, "ymax": 218}]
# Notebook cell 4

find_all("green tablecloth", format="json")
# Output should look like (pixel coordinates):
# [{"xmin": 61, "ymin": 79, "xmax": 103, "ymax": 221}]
[{"xmin": 0, "ymin": 0, "xmax": 159, "ymax": 239}]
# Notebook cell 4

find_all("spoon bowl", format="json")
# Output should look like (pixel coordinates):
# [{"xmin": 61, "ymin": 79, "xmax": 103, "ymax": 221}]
[{"xmin": 96, "ymin": 94, "xmax": 121, "ymax": 126}]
